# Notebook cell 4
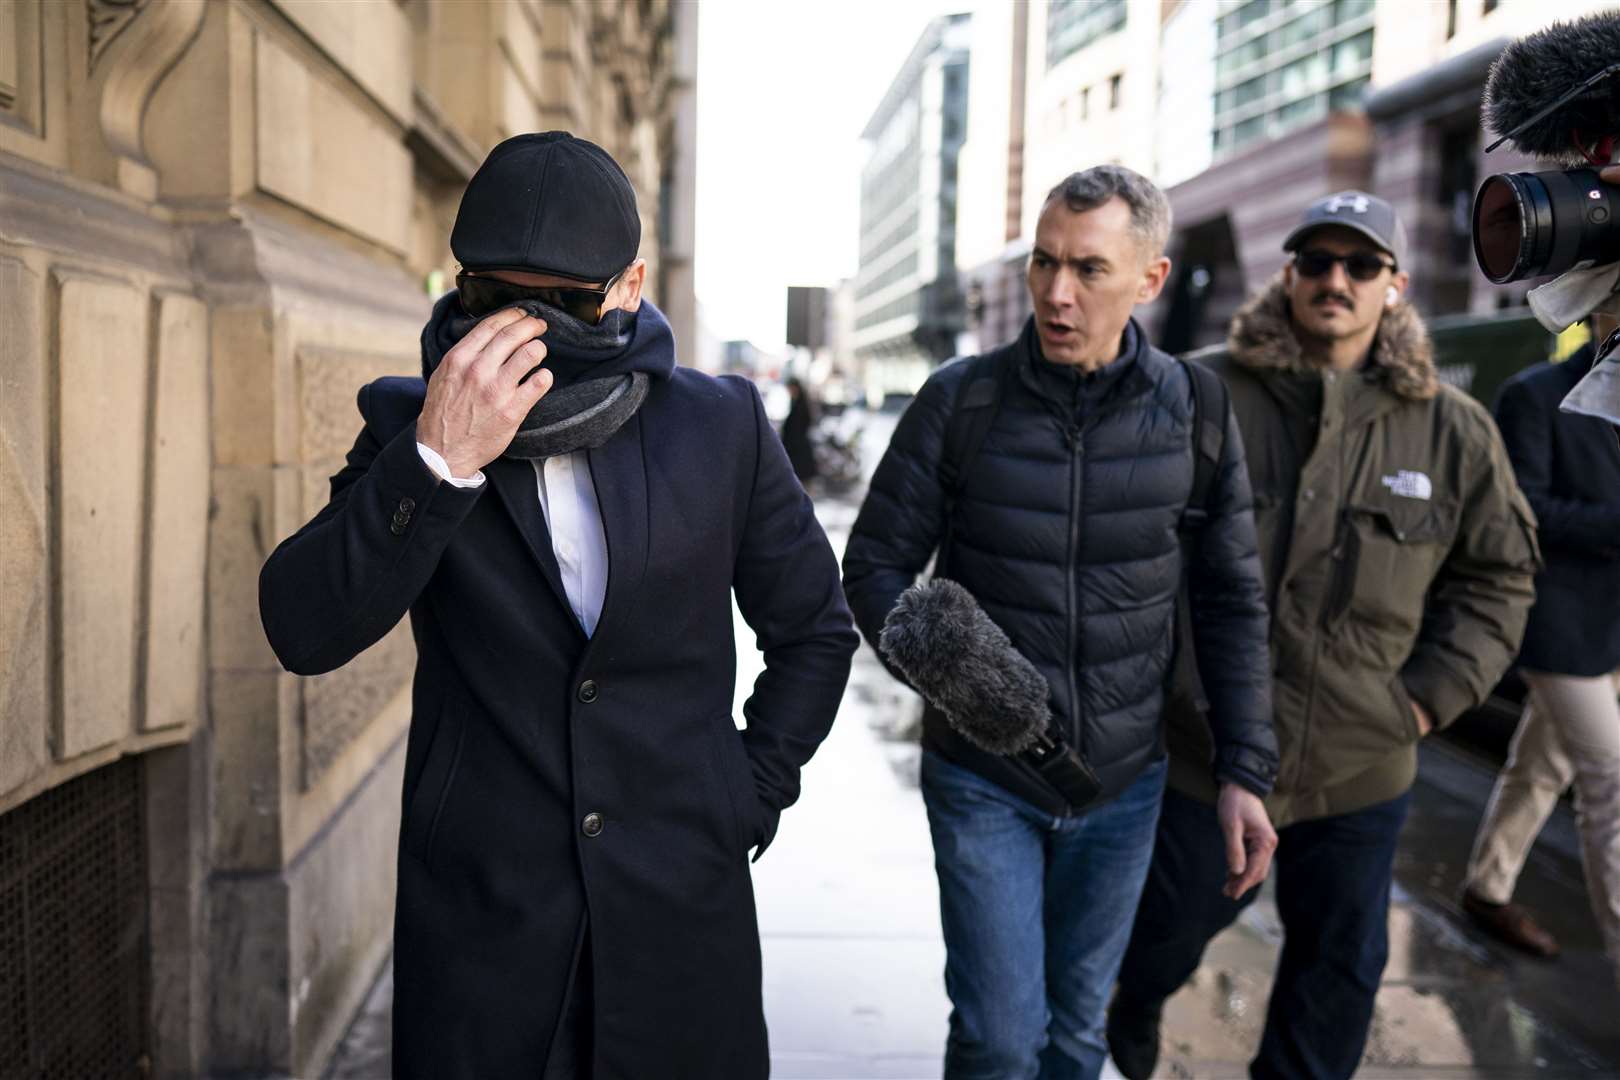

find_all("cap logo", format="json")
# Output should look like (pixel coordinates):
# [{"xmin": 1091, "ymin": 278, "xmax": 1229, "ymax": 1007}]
[{"xmin": 1324, "ymin": 194, "xmax": 1371, "ymax": 215}]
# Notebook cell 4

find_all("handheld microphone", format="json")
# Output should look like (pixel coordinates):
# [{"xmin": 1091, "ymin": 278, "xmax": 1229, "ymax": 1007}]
[{"xmin": 879, "ymin": 578, "xmax": 1048, "ymax": 755}]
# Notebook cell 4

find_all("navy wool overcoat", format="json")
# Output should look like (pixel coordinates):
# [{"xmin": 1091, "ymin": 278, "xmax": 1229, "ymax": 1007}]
[{"xmin": 259, "ymin": 368, "xmax": 857, "ymax": 1079}]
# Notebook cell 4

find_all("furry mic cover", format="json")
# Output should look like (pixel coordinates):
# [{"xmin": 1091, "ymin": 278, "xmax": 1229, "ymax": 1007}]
[
  {"xmin": 1483, "ymin": 9, "xmax": 1620, "ymax": 164},
  {"xmin": 878, "ymin": 578, "xmax": 1050, "ymax": 756}
]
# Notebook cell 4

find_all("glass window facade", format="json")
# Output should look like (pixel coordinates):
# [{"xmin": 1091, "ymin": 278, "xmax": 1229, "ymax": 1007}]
[
  {"xmin": 1046, "ymin": 0, "xmax": 1127, "ymax": 70},
  {"xmin": 1212, "ymin": 0, "xmax": 1374, "ymax": 158}
]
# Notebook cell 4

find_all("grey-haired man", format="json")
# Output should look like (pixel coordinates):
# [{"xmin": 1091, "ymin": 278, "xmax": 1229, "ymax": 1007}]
[{"xmin": 843, "ymin": 166, "xmax": 1279, "ymax": 1079}]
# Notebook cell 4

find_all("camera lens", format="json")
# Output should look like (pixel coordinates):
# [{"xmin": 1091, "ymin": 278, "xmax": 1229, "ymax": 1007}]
[{"xmin": 1473, "ymin": 169, "xmax": 1620, "ymax": 284}]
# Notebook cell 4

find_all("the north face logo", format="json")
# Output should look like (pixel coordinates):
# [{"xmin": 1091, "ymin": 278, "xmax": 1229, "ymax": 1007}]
[
  {"xmin": 1381, "ymin": 470, "xmax": 1432, "ymax": 500},
  {"xmin": 1325, "ymin": 194, "xmax": 1371, "ymax": 215}
]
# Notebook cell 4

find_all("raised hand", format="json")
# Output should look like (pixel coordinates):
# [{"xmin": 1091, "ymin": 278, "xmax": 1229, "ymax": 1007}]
[{"xmin": 418, "ymin": 308, "xmax": 554, "ymax": 478}]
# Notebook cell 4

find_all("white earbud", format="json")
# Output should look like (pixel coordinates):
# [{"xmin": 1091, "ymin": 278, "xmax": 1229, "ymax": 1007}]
[{"xmin": 1385, "ymin": 286, "xmax": 1398, "ymax": 307}]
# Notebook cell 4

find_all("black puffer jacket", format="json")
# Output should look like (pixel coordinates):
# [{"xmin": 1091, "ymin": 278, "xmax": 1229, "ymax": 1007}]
[{"xmin": 844, "ymin": 320, "xmax": 1276, "ymax": 813}]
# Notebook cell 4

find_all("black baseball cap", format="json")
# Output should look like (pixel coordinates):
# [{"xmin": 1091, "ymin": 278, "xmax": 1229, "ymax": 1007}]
[
  {"xmin": 451, "ymin": 131, "xmax": 640, "ymax": 284},
  {"xmin": 1282, "ymin": 190, "xmax": 1408, "ymax": 269}
]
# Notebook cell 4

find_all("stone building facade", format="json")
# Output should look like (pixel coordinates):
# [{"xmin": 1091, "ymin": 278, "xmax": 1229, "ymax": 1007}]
[{"xmin": 0, "ymin": 2, "xmax": 695, "ymax": 1076}]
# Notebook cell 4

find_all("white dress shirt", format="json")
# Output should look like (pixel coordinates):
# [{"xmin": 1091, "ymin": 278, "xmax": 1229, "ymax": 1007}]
[{"xmin": 416, "ymin": 443, "xmax": 607, "ymax": 637}]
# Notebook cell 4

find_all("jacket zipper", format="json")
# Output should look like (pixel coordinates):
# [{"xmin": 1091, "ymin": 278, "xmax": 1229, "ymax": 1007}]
[{"xmin": 1065, "ymin": 423, "xmax": 1085, "ymax": 764}]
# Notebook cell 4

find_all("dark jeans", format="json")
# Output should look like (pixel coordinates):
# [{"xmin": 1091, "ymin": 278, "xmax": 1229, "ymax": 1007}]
[
  {"xmin": 1114, "ymin": 787, "xmax": 1411, "ymax": 1080},
  {"xmin": 921, "ymin": 750, "xmax": 1167, "ymax": 1080}
]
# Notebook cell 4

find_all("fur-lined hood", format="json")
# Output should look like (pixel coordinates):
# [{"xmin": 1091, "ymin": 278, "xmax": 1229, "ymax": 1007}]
[{"xmin": 1226, "ymin": 274, "xmax": 1439, "ymax": 401}]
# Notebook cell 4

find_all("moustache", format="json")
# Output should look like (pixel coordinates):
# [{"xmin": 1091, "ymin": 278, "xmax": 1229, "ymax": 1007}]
[{"xmin": 1312, "ymin": 292, "xmax": 1355, "ymax": 310}]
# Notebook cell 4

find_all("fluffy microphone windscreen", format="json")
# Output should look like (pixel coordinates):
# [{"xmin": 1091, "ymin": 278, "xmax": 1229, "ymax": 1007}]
[
  {"xmin": 878, "ymin": 579, "xmax": 1050, "ymax": 756},
  {"xmin": 1483, "ymin": 10, "xmax": 1620, "ymax": 164}
]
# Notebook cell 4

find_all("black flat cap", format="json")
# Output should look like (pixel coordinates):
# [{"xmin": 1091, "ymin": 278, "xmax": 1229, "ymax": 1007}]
[{"xmin": 451, "ymin": 131, "xmax": 640, "ymax": 283}]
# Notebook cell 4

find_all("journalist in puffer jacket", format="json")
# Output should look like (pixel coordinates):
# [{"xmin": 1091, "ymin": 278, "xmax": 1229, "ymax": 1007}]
[{"xmin": 843, "ymin": 166, "xmax": 1276, "ymax": 1080}]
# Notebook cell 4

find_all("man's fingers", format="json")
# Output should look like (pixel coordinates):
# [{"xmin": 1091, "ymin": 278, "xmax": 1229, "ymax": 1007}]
[
  {"xmin": 501, "ymin": 337, "xmax": 549, "ymax": 387},
  {"xmin": 475, "ymin": 315, "xmax": 547, "ymax": 377},
  {"xmin": 1234, "ymin": 836, "xmax": 1274, "ymax": 896},
  {"xmin": 515, "ymin": 366, "xmax": 554, "ymax": 409},
  {"xmin": 1601, "ymin": 164, "xmax": 1620, "ymax": 185},
  {"xmin": 1223, "ymin": 815, "xmax": 1247, "ymax": 878},
  {"xmin": 446, "ymin": 307, "xmax": 528, "ymax": 370}
]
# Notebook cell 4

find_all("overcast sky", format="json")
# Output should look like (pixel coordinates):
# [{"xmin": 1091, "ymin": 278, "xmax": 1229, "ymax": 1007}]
[{"xmin": 693, "ymin": 0, "xmax": 965, "ymax": 353}]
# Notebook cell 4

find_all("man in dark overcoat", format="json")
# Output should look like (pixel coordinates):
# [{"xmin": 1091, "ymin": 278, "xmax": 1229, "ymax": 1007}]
[
  {"xmin": 1461, "ymin": 309, "xmax": 1620, "ymax": 982},
  {"xmin": 258, "ymin": 132, "xmax": 858, "ymax": 1079}
]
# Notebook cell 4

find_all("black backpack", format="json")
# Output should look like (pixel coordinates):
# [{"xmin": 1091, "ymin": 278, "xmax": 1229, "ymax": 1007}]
[{"xmin": 938, "ymin": 351, "xmax": 1230, "ymax": 714}]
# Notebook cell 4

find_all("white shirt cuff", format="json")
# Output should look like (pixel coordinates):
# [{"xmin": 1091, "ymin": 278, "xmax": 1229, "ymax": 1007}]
[{"xmin": 416, "ymin": 442, "xmax": 485, "ymax": 488}]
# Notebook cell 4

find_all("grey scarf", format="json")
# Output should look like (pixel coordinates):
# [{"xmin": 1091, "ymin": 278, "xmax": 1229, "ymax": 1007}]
[{"xmin": 420, "ymin": 291, "xmax": 677, "ymax": 459}]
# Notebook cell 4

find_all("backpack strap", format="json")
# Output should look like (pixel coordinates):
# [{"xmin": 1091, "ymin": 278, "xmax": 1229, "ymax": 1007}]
[
  {"xmin": 1172, "ymin": 356, "xmax": 1231, "ymax": 715},
  {"xmin": 1181, "ymin": 356, "xmax": 1230, "ymax": 528},
  {"xmin": 937, "ymin": 351, "xmax": 1008, "ymax": 573}
]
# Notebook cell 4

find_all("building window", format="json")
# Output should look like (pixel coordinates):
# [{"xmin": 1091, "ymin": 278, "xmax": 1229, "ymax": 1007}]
[
  {"xmin": 1046, "ymin": 0, "xmax": 1127, "ymax": 69},
  {"xmin": 1213, "ymin": 0, "xmax": 1376, "ymax": 158},
  {"xmin": 1081, "ymin": 86, "xmax": 1091, "ymax": 120},
  {"xmin": 1483, "ymin": 0, "xmax": 1499, "ymax": 11},
  {"xmin": 1109, "ymin": 73, "xmax": 1122, "ymax": 110}
]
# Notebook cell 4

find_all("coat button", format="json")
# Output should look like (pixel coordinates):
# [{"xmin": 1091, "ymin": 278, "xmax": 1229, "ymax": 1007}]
[
  {"xmin": 399, "ymin": 497, "xmax": 416, "ymax": 513},
  {"xmin": 392, "ymin": 511, "xmax": 410, "ymax": 526},
  {"xmin": 389, "ymin": 521, "xmax": 406, "ymax": 536},
  {"xmin": 581, "ymin": 812, "xmax": 604, "ymax": 837},
  {"xmin": 577, "ymin": 680, "xmax": 599, "ymax": 704}
]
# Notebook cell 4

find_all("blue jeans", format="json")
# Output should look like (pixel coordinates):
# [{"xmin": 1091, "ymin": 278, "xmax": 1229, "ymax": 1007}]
[
  {"xmin": 1115, "ymin": 787, "xmax": 1412, "ymax": 1080},
  {"xmin": 921, "ymin": 749, "xmax": 1167, "ymax": 1080}
]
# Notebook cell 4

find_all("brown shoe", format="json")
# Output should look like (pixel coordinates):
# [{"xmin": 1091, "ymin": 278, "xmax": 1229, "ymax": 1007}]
[{"xmin": 1462, "ymin": 889, "xmax": 1561, "ymax": 958}]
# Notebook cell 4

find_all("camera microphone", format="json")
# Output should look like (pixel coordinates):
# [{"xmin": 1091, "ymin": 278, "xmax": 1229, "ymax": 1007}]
[{"xmin": 1483, "ymin": 13, "xmax": 1620, "ymax": 163}]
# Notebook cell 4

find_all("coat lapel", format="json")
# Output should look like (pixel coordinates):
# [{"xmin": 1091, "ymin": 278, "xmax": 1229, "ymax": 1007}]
[
  {"xmin": 584, "ymin": 412, "xmax": 650, "ymax": 653},
  {"xmin": 483, "ymin": 455, "xmax": 575, "ymax": 619}
]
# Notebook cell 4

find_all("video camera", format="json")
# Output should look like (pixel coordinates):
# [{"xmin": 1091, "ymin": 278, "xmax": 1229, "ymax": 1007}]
[{"xmin": 1471, "ymin": 10, "xmax": 1620, "ymax": 430}]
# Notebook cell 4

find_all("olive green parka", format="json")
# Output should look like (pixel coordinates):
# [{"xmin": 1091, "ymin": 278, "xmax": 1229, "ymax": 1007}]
[{"xmin": 1171, "ymin": 278, "xmax": 1540, "ymax": 827}]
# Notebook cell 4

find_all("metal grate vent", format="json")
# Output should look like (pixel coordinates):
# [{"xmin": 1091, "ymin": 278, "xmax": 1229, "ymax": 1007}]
[{"xmin": 0, "ymin": 757, "xmax": 150, "ymax": 1079}]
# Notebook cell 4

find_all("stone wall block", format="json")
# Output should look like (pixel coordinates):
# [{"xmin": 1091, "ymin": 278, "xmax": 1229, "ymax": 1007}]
[
  {"xmin": 143, "ymin": 291, "xmax": 210, "ymax": 732},
  {"xmin": 145, "ymin": 742, "xmax": 208, "ymax": 1078},
  {"xmin": 299, "ymin": 622, "xmax": 413, "ymax": 792},
  {"xmin": 289, "ymin": 341, "xmax": 418, "ymax": 790},
  {"xmin": 296, "ymin": 344, "xmax": 415, "ymax": 463},
  {"xmin": 269, "ymin": 0, "xmax": 413, "ymax": 125},
  {"xmin": 209, "ymin": 305, "xmax": 277, "ymax": 468},
  {"xmin": 208, "ymin": 463, "xmax": 300, "ymax": 672},
  {"xmin": 252, "ymin": 30, "xmax": 412, "ymax": 257},
  {"xmin": 499, "ymin": 0, "xmax": 544, "ymax": 102},
  {"xmin": 0, "ymin": 255, "xmax": 49, "ymax": 798},
  {"xmin": 501, "ymin": 65, "xmax": 542, "ymax": 137},
  {"xmin": 207, "ymin": 870, "xmax": 293, "ymax": 1072},
  {"xmin": 55, "ymin": 272, "xmax": 147, "ymax": 760},
  {"xmin": 288, "ymin": 734, "xmax": 405, "ymax": 1074},
  {"xmin": 207, "ymin": 666, "xmax": 289, "ymax": 871}
]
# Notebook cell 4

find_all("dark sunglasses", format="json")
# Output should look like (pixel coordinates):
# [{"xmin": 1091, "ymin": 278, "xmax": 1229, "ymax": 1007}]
[
  {"xmin": 1292, "ymin": 249, "xmax": 1395, "ymax": 282},
  {"xmin": 456, "ymin": 268, "xmax": 625, "ymax": 324}
]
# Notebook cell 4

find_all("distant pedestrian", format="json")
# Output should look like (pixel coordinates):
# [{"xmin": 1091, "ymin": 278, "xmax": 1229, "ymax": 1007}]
[
  {"xmin": 782, "ymin": 376, "xmax": 819, "ymax": 484},
  {"xmin": 1461, "ymin": 311, "xmax": 1620, "ymax": 987},
  {"xmin": 844, "ymin": 165, "xmax": 1279, "ymax": 1080},
  {"xmin": 1109, "ymin": 191, "xmax": 1540, "ymax": 1080},
  {"xmin": 258, "ymin": 132, "xmax": 856, "ymax": 1079}
]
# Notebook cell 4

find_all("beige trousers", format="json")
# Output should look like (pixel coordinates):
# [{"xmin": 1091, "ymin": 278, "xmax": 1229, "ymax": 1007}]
[{"xmin": 1464, "ymin": 668, "xmax": 1620, "ymax": 976}]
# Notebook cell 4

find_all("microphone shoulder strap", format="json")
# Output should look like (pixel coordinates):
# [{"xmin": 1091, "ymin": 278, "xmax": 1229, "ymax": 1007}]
[{"xmin": 938, "ymin": 350, "xmax": 1009, "ymax": 573}]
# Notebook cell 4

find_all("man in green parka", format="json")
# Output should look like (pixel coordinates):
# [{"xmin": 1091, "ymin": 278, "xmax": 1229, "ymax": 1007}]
[{"xmin": 1108, "ymin": 192, "xmax": 1540, "ymax": 1080}]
